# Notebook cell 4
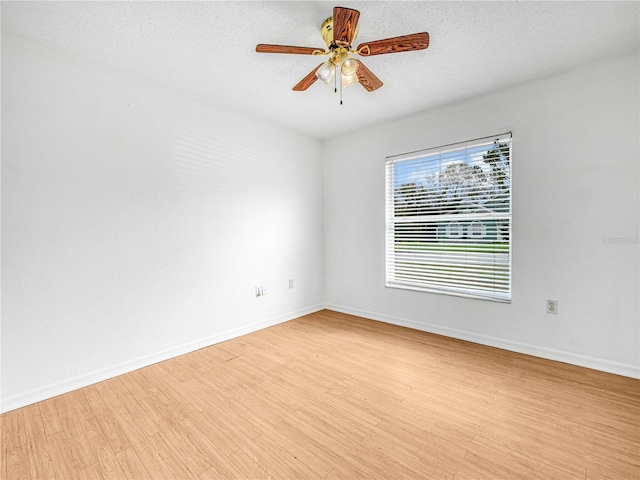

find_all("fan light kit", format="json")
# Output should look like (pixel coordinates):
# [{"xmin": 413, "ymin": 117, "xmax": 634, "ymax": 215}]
[{"xmin": 256, "ymin": 6, "xmax": 429, "ymax": 104}]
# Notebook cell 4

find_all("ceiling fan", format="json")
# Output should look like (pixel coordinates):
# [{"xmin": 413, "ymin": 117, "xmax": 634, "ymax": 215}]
[{"xmin": 256, "ymin": 6, "xmax": 429, "ymax": 97}]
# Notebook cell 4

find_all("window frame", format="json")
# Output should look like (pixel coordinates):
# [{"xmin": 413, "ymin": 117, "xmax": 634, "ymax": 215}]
[{"xmin": 385, "ymin": 133, "xmax": 512, "ymax": 303}]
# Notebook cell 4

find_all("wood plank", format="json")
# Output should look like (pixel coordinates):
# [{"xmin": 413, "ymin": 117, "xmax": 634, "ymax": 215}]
[
  {"xmin": 361, "ymin": 419, "xmax": 465, "ymax": 479},
  {"xmin": 53, "ymin": 396, "xmax": 94, "ymax": 470},
  {"xmin": 79, "ymin": 417, "xmax": 126, "ymax": 480},
  {"xmin": 107, "ymin": 378, "xmax": 159, "ymax": 438},
  {"xmin": 279, "ymin": 423, "xmax": 368, "ymax": 480},
  {"xmin": 226, "ymin": 448, "xmax": 275, "ymax": 480},
  {"xmin": 116, "ymin": 369, "xmax": 155, "ymax": 401},
  {"xmin": 4, "ymin": 408, "xmax": 27, "ymax": 448},
  {"xmin": 254, "ymin": 424, "xmax": 332, "ymax": 478},
  {"xmin": 65, "ymin": 389, "xmax": 94, "ymax": 422},
  {"xmin": 0, "ymin": 414, "xmax": 5, "ymax": 480},
  {"xmin": 77, "ymin": 463, "xmax": 104, "ymax": 480},
  {"xmin": 252, "ymin": 432, "xmax": 323, "ymax": 480},
  {"xmin": 38, "ymin": 399, "xmax": 63, "ymax": 436},
  {"xmin": 3, "ymin": 409, "xmax": 28, "ymax": 480},
  {"xmin": 456, "ymin": 439, "xmax": 586, "ymax": 480},
  {"xmin": 145, "ymin": 431, "xmax": 203, "ymax": 479},
  {"xmin": 174, "ymin": 418, "xmax": 245, "ymax": 479},
  {"xmin": 203, "ymin": 400, "xmax": 263, "ymax": 441},
  {"xmin": 5, "ymin": 442, "xmax": 31, "ymax": 479},
  {"xmin": 188, "ymin": 409, "xmax": 240, "ymax": 457},
  {"xmin": 115, "ymin": 447, "xmax": 152, "ymax": 480},
  {"xmin": 121, "ymin": 427, "xmax": 175, "ymax": 479},
  {"xmin": 88, "ymin": 384, "xmax": 132, "ymax": 454},
  {"xmin": 23, "ymin": 403, "xmax": 56, "ymax": 480},
  {"xmin": 46, "ymin": 432, "xmax": 79, "ymax": 480}
]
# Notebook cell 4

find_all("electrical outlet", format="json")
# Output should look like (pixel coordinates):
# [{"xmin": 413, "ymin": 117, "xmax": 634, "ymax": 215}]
[
  {"xmin": 547, "ymin": 299, "xmax": 558, "ymax": 314},
  {"xmin": 289, "ymin": 279, "xmax": 294, "ymax": 289}
]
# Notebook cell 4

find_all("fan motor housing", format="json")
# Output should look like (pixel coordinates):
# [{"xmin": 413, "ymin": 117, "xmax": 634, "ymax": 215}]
[{"xmin": 321, "ymin": 16, "xmax": 359, "ymax": 49}]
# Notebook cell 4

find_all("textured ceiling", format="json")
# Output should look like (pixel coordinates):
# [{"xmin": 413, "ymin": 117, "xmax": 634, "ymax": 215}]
[{"xmin": 2, "ymin": 1, "xmax": 639, "ymax": 139}]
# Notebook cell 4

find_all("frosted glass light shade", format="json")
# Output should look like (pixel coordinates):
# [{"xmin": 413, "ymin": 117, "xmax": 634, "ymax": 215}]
[
  {"xmin": 342, "ymin": 73, "xmax": 359, "ymax": 87},
  {"xmin": 341, "ymin": 58, "xmax": 359, "ymax": 77},
  {"xmin": 316, "ymin": 61, "xmax": 336, "ymax": 84}
]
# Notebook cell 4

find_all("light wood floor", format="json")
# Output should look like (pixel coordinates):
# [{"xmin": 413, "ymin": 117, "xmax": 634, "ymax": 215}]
[{"xmin": 2, "ymin": 310, "xmax": 639, "ymax": 479}]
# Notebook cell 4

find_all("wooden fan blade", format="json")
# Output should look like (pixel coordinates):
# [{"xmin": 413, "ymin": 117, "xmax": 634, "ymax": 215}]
[
  {"xmin": 256, "ymin": 44, "xmax": 324, "ymax": 55},
  {"xmin": 333, "ymin": 6, "xmax": 360, "ymax": 47},
  {"xmin": 293, "ymin": 63, "xmax": 323, "ymax": 91},
  {"xmin": 357, "ymin": 32, "xmax": 429, "ymax": 56},
  {"xmin": 355, "ymin": 61, "xmax": 383, "ymax": 92}
]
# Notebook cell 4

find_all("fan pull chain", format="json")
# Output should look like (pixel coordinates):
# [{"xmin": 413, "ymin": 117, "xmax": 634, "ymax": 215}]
[{"xmin": 339, "ymin": 61, "xmax": 344, "ymax": 105}]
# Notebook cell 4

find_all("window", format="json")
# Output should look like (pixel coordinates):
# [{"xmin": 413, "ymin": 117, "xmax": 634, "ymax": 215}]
[
  {"xmin": 447, "ymin": 221, "xmax": 463, "ymax": 238},
  {"xmin": 469, "ymin": 221, "xmax": 486, "ymax": 238},
  {"xmin": 385, "ymin": 133, "xmax": 512, "ymax": 302}
]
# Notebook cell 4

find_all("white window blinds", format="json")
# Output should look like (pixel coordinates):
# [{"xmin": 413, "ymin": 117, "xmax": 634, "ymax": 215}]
[{"xmin": 385, "ymin": 133, "xmax": 512, "ymax": 302}]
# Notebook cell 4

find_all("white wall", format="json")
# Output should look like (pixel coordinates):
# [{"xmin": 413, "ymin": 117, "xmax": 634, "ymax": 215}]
[
  {"xmin": 1, "ymin": 35, "xmax": 324, "ymax": 412},
  {"xmin": 324, "ymin": 52, "xmax": 640, "ymax": 377}
]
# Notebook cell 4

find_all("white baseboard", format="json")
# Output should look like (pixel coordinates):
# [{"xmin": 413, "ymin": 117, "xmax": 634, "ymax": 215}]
[
  {"xmin": 323, "ymin": 303, "xmax": 640, "ymax": 379},
  {"xmin": 0, "ymin": 304, "xmax": 324, "ymax": 414},
  {"xmin": 4, "ymin": 302, "xmax": 635, "ymax": 413}
]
